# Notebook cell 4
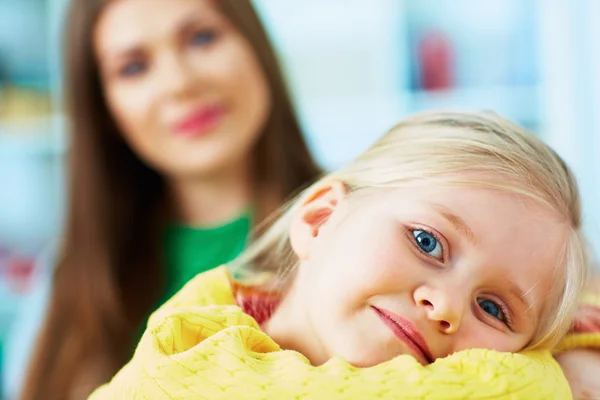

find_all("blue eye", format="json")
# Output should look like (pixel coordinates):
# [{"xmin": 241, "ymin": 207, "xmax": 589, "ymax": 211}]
[
  {"xmin": 120, "ymin": 61, "xmax": 146, "ymax": 77},
  {"xmin": 412, "ymin": 230, "xmax": 442, "ymax": 259},
  {"xmin": 477, "ymin": 298, "xmax": 506, "ymax": 321},
  {"xmin": 191, "ymin": 30, "xmax": 216, "ymax": 46}
]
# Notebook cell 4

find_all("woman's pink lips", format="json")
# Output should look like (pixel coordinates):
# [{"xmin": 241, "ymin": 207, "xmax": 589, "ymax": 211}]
[
  {"xmin": 371, "ymin": 306, "xmax": 434, "ymax": 364},
  {"xmin": 173, "ymin": 105, "xmax": 224, "ymax": 137}
]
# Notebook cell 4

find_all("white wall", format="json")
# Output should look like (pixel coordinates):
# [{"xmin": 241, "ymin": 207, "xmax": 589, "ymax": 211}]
[
  {"xmin": 538, "ymin": 0, "xmax": 600, "ymax": 261},
  {"xmin": 254, "ymin": 0, "xmax": 409, "ymax": 169}
]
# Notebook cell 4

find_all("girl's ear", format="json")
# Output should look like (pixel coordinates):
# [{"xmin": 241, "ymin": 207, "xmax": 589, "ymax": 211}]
[{"xmin": 289, "ymin": 180, "xmax": 346, "ymax": 260}]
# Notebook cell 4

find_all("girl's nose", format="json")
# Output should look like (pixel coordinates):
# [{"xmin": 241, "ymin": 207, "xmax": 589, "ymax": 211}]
[{"xmin": 414, "ymin": 286, "xmax": 466, "ymax": 334}]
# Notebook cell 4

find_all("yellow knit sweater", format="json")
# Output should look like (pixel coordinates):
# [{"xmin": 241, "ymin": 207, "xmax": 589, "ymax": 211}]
[{"xmin": 89, "ymin": 267, "xmax": 600, "ymax": 400}]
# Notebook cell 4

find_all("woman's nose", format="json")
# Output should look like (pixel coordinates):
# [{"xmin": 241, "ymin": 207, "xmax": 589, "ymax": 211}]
[{"xmin": 159, "ymin": 53, "xmax": 196, "ymax": 100}]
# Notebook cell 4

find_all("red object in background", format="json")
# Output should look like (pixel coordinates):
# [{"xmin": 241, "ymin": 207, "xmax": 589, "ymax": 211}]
[
  {"xmin": 1, "ymin": 254, "xmax": 35, "ymax": 293},
  {"xmin": 417, "ymin": 30, "xmax": 455, "ymax": 91},
  {"xmin": 7, "ymin": 257, "xmax": 34, "ymax": 292},
  {"xmin": 572, "ymin": 305, "xmax": 600, "ymax": 333}
]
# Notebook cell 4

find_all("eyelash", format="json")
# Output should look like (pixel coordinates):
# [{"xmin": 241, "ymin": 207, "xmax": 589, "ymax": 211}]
[
  {"xmin": 478, "ymin": 297, "xmax": 514, "ymax": 330},
  {"xmin": 118, "ymin": 61, "xmax": 146, "ymax": 78},
  {"xmin": 190, "ymin": 29, "xmax": 218, "ymax": 47},
  {"xmin": 406, "ymin": 226, "xmax": 447, "ymax": 263}
]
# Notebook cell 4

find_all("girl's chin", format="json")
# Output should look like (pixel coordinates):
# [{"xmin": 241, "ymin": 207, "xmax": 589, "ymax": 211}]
[{"xmin": 341, "ymin": 350, "xmax": 403, "ymax": 368}]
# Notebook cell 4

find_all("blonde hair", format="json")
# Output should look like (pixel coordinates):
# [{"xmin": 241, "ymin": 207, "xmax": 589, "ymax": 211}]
[{"xmin": 230, "ymin": 110, "xmax": 588, "ymax": 350}]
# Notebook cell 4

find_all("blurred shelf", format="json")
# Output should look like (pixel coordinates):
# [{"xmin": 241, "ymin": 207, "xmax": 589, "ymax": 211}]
[
  {"xmin": 0, "ymin": 114, "xmax": 67, "ymax": 157},
  {"xmin": 0, "ymin": 114, "xmax": 67, "ymax": 250}
]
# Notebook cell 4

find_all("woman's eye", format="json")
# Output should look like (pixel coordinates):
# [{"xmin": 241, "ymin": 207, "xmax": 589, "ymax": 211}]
[
  {"xmin": 412, "ymin": 230, "xmax": 443, "ymax": 260},
  {"xmin": 190, "ymin": 30, "xmax": 217, "ymax": 46},
  {"xmin": 119, "ymin": 61, "xmax": 146, "ymax": 77},
  {"xmin": 477, "ymin": 298, "xmax": 506, "ymax": 322}
]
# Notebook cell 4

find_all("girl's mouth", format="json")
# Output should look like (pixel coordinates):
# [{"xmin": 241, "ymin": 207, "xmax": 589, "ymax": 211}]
[{"xmin": 371, "ymin": 306, "xmax": 434, "ymax": 364}]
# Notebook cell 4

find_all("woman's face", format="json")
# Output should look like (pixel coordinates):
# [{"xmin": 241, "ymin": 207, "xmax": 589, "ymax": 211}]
[{"xmin": 94, "ymin": 0, "xmax": 270, "ymax": 178}]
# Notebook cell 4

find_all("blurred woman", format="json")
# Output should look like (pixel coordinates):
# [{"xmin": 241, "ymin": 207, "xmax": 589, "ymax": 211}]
[{"xmin": 13, "ymin": 0, "xmax": 321, "ymax": 398}]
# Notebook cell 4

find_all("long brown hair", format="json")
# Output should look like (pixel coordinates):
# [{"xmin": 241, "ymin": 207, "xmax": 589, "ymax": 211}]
[{"xmin": 21, "ymin": 1, "xmax": 321, "ymax": 399}]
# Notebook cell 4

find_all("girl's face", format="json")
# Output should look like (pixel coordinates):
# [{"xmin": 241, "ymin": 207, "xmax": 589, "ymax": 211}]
[
  {"xmin": 94, "ymin": 0, "xmax": 270, "ymax": 178},
  {"xmin": 280, "ymin": 182, "xmax": 567, "ymax": 366}
]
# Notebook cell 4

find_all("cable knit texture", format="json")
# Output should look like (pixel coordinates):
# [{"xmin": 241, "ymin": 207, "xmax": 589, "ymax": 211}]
[{"xmin": 88, "ymin": 267, "xmax": 600, "ymax": 400}]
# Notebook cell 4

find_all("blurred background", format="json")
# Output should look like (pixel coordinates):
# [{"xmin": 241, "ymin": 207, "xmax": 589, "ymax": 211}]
[{"xmin": 0, "ymin": 0, "xmax": 599, "ymax": 393}]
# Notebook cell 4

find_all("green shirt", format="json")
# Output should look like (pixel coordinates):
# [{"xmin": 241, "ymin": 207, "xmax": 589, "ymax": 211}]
[{"xmin": 159, "ymin": 211, "xmax": 251, "ymax": 306}]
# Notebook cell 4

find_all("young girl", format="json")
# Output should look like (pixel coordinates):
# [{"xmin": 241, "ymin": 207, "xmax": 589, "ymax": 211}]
[{"xmin": 89, "ymin": 111, "xmax": 600, "ymax": 399}]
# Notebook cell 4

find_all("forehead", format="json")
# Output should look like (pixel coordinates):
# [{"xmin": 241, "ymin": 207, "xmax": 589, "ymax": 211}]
[{"xmin": 95, "ymin": 0, "xmax": 219, "ymax": 56}]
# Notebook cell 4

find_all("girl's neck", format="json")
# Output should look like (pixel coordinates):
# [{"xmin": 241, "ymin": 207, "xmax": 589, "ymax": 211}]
[
  {"xmin": 166, "ymin": 158, "xmax": 253, "ymax": 227},
  {"xmin": 261, "ymin": 278, "xmax": 329, "ymax": 366}
]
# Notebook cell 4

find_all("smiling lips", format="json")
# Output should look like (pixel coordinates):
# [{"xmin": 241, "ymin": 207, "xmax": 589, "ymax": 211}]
[
  {"xmin": 371, "ymin": 306, "xmax": 434, "ymax": 364},
  {"xmin": 173, "ymin": 104, "xmax": 224, "ymax": 137}
]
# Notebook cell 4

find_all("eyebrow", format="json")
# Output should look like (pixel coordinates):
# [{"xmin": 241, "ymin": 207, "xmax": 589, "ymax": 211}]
[
  {"xmin": 179, "ymin": 14, "xmax": 211, "ymax": 35},
  {"xmin": 504, "ymin": 278, "xmax": 534, "ymax": 312},
  {"xmin": 97, "ymin": 39, "xmax": 145, "ymax": 67},
  {"xmin": 426, "ymin": 202, "xmax": 476, "ymax": 244},
  {"xmin": 99, "ymin": 12, "xmax": 213, "ymax": 62}
]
